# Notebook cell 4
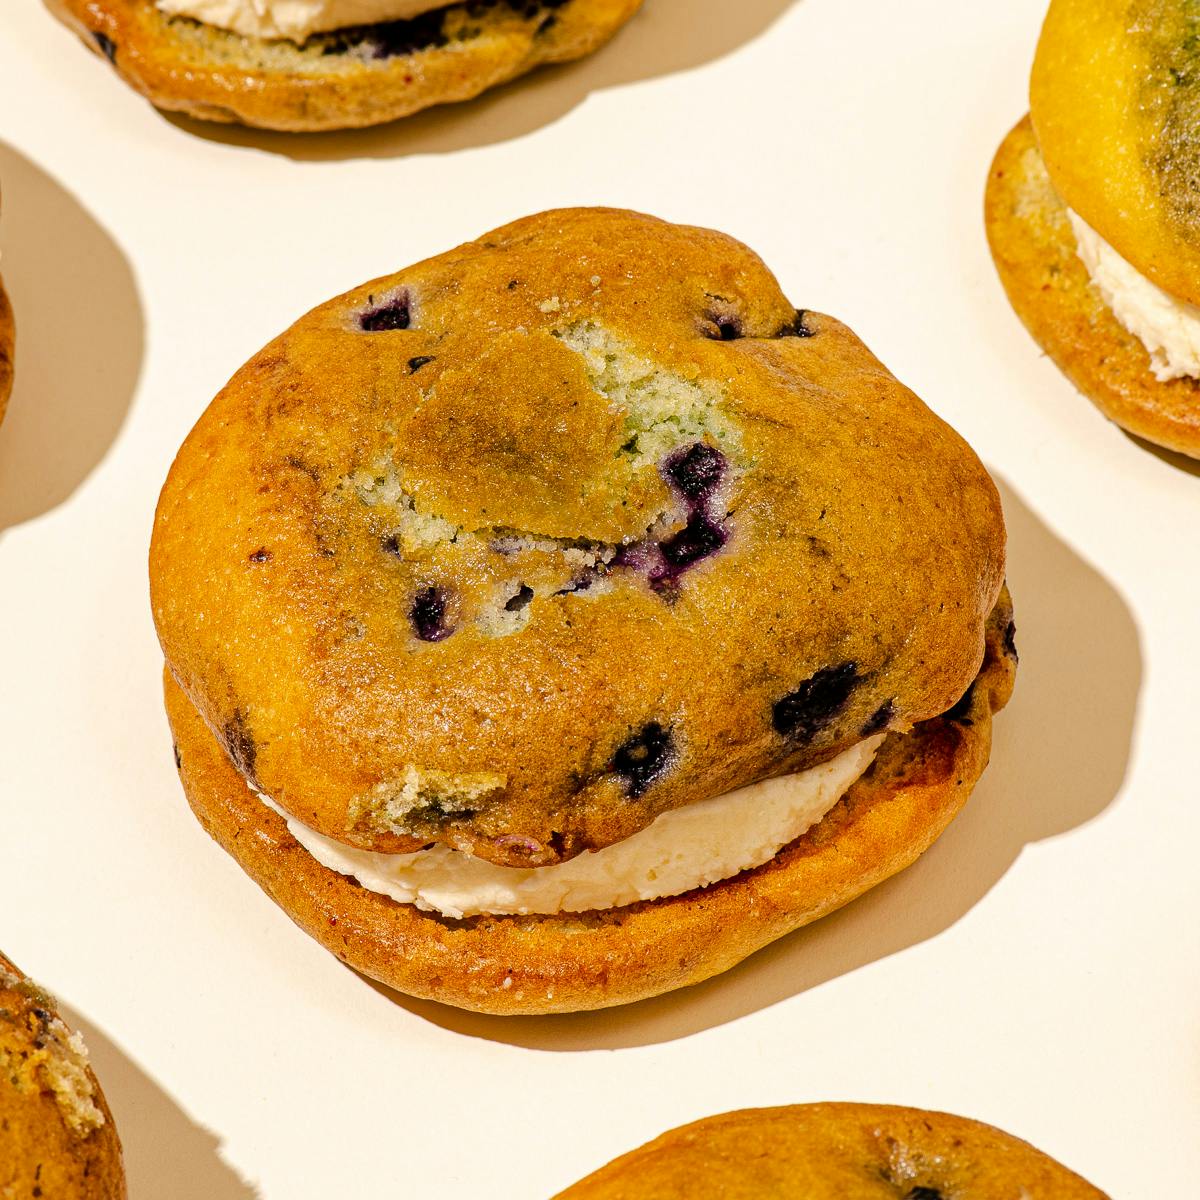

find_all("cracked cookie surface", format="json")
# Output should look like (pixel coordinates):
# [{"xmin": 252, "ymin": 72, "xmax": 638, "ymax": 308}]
[
  {"xmin": 43, "ymin": 0, "xmax": 643, "ymax": 131},
  {"xmin": 552, "ymin": 1103, "xmax": 1108, "ymax": 1198},
  {"xmin": 151, "ymin": 208, "xmax": 1006, "ymax": 870}
]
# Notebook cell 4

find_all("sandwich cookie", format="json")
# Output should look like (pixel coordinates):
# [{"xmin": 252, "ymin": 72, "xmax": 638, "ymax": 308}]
[
  {"xmin": 0, "ymin": 952, "xmax": 126, "ymax": 1199},
  {"xmin": 552, "ymin": 1104, "xmax": 1109, "ymax": 1198},
  {"xmin": 987, "ymin": 0, "xmax": 1200, "ymax": 456},
  {"xmin": 44, "ymin": 0, "xmax": 643, "ymax": 131},
  {"xmin": 153, "ymin": 208, "xmax": 1015, "ymax": 1014},
  {"xmin": 0, "ymin": 193, "xmax": 12, "ymax": 428}
]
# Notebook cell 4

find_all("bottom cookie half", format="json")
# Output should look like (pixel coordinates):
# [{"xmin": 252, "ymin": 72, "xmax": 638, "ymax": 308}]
[{"xmin": 164, "ymin": 592, "xmax": 1015, "ymax": 1016}]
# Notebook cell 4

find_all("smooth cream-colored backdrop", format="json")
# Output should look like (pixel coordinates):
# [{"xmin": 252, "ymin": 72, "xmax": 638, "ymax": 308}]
[{"xmin": 0, "ymin": 2, "xmax": 1192, "ymax": 1197}]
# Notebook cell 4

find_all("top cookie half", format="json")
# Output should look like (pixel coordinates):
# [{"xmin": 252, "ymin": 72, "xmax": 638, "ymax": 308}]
[
  {"xmin": 150, "ymin": 209, "xmax": 1005, "ymax": 869},
  {"xmin": 1032, "ymin": 0, "xmax": 1200, "ymax": 304}
]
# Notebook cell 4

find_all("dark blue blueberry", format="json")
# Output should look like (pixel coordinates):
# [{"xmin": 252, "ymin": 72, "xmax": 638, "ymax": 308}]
[
  {"xmin": 504, "ymin": 585, "xmax": 534, "ymax": 612},
  {"xmin": 906, "ymin": 1190, "xmax": 944, "ymax": 1200},
  {"xmin": 359, "ymin": 291, "xmax": 411, "ymax": 332},
  {"xmin": 408, "ymin": 355, "xmax": 435, "ymax": 373},
  {"xmin": 93, "ymin": 31, "xmax": 117, "ymax": 63},
  {"xmin": 363, "ymin": 11, "xmax": 449, "ymax": 58},
  {"xmin": 861, "ymin": 699, "xmax": 894, "ymax": 736},
  {"xmin": 611, "ymin": 723, "xmax": 675, "ymax": 798},
  {"xmin": 943, "ymin": 682, "xmax": 976, "ymax": 726},
  {"xmin": 663, "ymin": 443, "xmax": 726, "ymax": 502},
  {"xmin": 381, "ymin": 533, "xmax": 402, "ymax": 557},
  {"xmin": 657, "ymin": 512, "xmax": 727, "ymax": 572},
  {"xmin": 773, "ymin": 663, "xmax": 861, "ymax": 740},
  {"xmin": 411, "ymin": 586, "xmax": 454, "ymax": 642}
]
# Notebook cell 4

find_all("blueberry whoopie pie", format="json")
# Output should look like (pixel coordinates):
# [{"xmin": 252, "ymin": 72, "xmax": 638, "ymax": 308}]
[
  {"xmin": 43, "ymin": 0, "xmax": 643, "ymax": 131},
  {"xmin": 152, "ymin": 209, "xmax": 1015, "ymax": 1015},
  {"xmin": 987, "ymin": 0, "xmax": 1200, "ymax": 457},
  {"xmin": 0, "ymin": 194, "xmax": 12, "ymax": 429},
  {"xmin": 552, "ymin": 1104, "xmax": 1109, "ymax": 1199},
  {"xmin": 0, "ymin": 952, "xmax": 126, "ymax": 1199}
]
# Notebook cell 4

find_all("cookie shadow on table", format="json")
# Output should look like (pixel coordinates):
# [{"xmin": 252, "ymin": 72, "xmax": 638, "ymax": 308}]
[
  {"xmin": 1124, "ymin": 433, "xmax": 1200, "ymax": 478},
  {"xmin": 0, "ymin": 142, "xmax": 143, "ymax": 534},
  {"xmin": 61, "ymin": 1006, "xmax": 260, "ymax": 1199},
  {"xmin": 382, "ymin": 476, "xmax": 1141, "ymax": 1049},
  {"xmin": 163, "ymin": 0, "xmax": 799, "ymax": 160}
]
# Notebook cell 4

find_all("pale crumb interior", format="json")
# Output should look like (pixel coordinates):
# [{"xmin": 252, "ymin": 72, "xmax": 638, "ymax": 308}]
[{"xmin": 556, "ymin": 320, "xmax": 740, "ymax": 466}]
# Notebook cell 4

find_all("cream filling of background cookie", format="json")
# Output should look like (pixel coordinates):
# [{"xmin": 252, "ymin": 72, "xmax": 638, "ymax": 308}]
[
  {"xmin": 1068, "ymin": 209, "xmax": 1200, "ymax": 382},
  {"xmin": 258, "ymin": 736, "xmax": 884, "ymax": 919},
  {"xmin": 154, "ymin": 0, "xmax": 448, "ymax": 42}
]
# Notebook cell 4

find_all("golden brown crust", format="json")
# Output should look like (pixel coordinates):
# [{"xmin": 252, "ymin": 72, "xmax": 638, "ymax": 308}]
[
  {"xmin": 0, "ymin": 953, "xmax": 126, "ymax": 1200},
  {"xmin": 164, "ymin": 589, "xmax": 1014, "ymax": 1016},
  {"xmin": 151, "ymin": 208, "xmax": 1007, "ymax": 870},
  {"xmin": 985, "ymin": 116, "xmax": 1200, "ymax": 458},
  {"xmin": 43, "ymin": 0, "xmax": 643, "ymax": 132},
  {"xmin": 552, "ymin": 1102, "xmax": 1108, "ymax": 1198},
  {"xmin": 0, "ymin": 272, "xmax": 12, "ymax": 428},
  {"xmin": 1031, "ymin": 0, "xmax": 1200, "ymax": 306}
]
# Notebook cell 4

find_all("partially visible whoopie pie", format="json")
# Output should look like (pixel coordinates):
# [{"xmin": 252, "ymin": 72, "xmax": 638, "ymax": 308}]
[
  {"xmin": 152, "ymin": 208, "xmax": 1015, "ymax": 1014},
  {"xmin": 43, "ymin": 0, "xmax": 644, "ymax": 131},
  {"xmin": 987, "ymin": 0, "xmax": 1200, "ymax": 457},
  {"xmin": 0, "ymin": 194, "xmax": 12, "ymax": 428},
  {"xmin": 0, "ymin": 952, "xmax": 126, "ymax": 1199},
  {"xmin": 552, "ymin": 1104, "xmax": 1109, "ymax": 1199}
]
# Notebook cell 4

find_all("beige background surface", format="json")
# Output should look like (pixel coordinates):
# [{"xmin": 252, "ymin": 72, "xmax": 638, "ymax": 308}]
[{"xmin": 0, "ymin": 1, "xmax": 1192, "ymax": 1197}]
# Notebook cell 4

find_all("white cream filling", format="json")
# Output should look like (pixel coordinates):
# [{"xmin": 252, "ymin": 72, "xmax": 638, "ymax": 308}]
[
  {"xmin": 155, "ymin": 0, "xmax": 448, "ymax": 41},
  {"xmin": 1069, "ymin": 209, "xmax": 1200, "ymax": 382},
  {"xmin": 261, "ymin": 736, "xmax": 883, "ymax": 919}
]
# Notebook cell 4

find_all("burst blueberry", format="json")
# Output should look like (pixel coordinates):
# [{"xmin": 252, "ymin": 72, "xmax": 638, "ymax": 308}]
[
  {"xmin": 611, "ymin": 723, "xmax": 675, "ymax": 797},
  {"xmin": 359, "ymin": 291, "xmax": 411, "ymax": 331},
  {"xmin": 663, "ymin": 443, "xmax": 726, "ymax": 502},
  {"xmin": 411, "ymin": 586, "xmax": 454, "ymax": 642}
]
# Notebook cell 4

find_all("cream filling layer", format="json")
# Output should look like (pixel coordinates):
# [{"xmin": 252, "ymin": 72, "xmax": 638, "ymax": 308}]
[
  {"xmin": 155, "ymin": 0, "xmax": 448, "ymax": 41},
  {"xmin": 1069, "ymin": 209, "xmax": 1200, "ymax": 382},
  {"xmin": 261, "ymin": 736, "xmax": 884, "ymax": 919}
]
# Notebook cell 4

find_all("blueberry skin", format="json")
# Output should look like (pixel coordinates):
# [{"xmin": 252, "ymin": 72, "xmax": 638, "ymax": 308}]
[
  {"xmin": 411, "ymin": 586, "xmax": 454, "ymax": 642},
  {"xmin": 662, "ymin": 442, "xmax": 726, "ymax": 503},
  {"xmin": 772, "ymin": 662, "xmax": 861, "ymax": 741},
  {"xmin": 359, "ymin": 291, "xmax": 411, "ymax": 331},
  {"xmin": 611, "ymin": 723, "xmax": 675, "ymax": 798}
]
